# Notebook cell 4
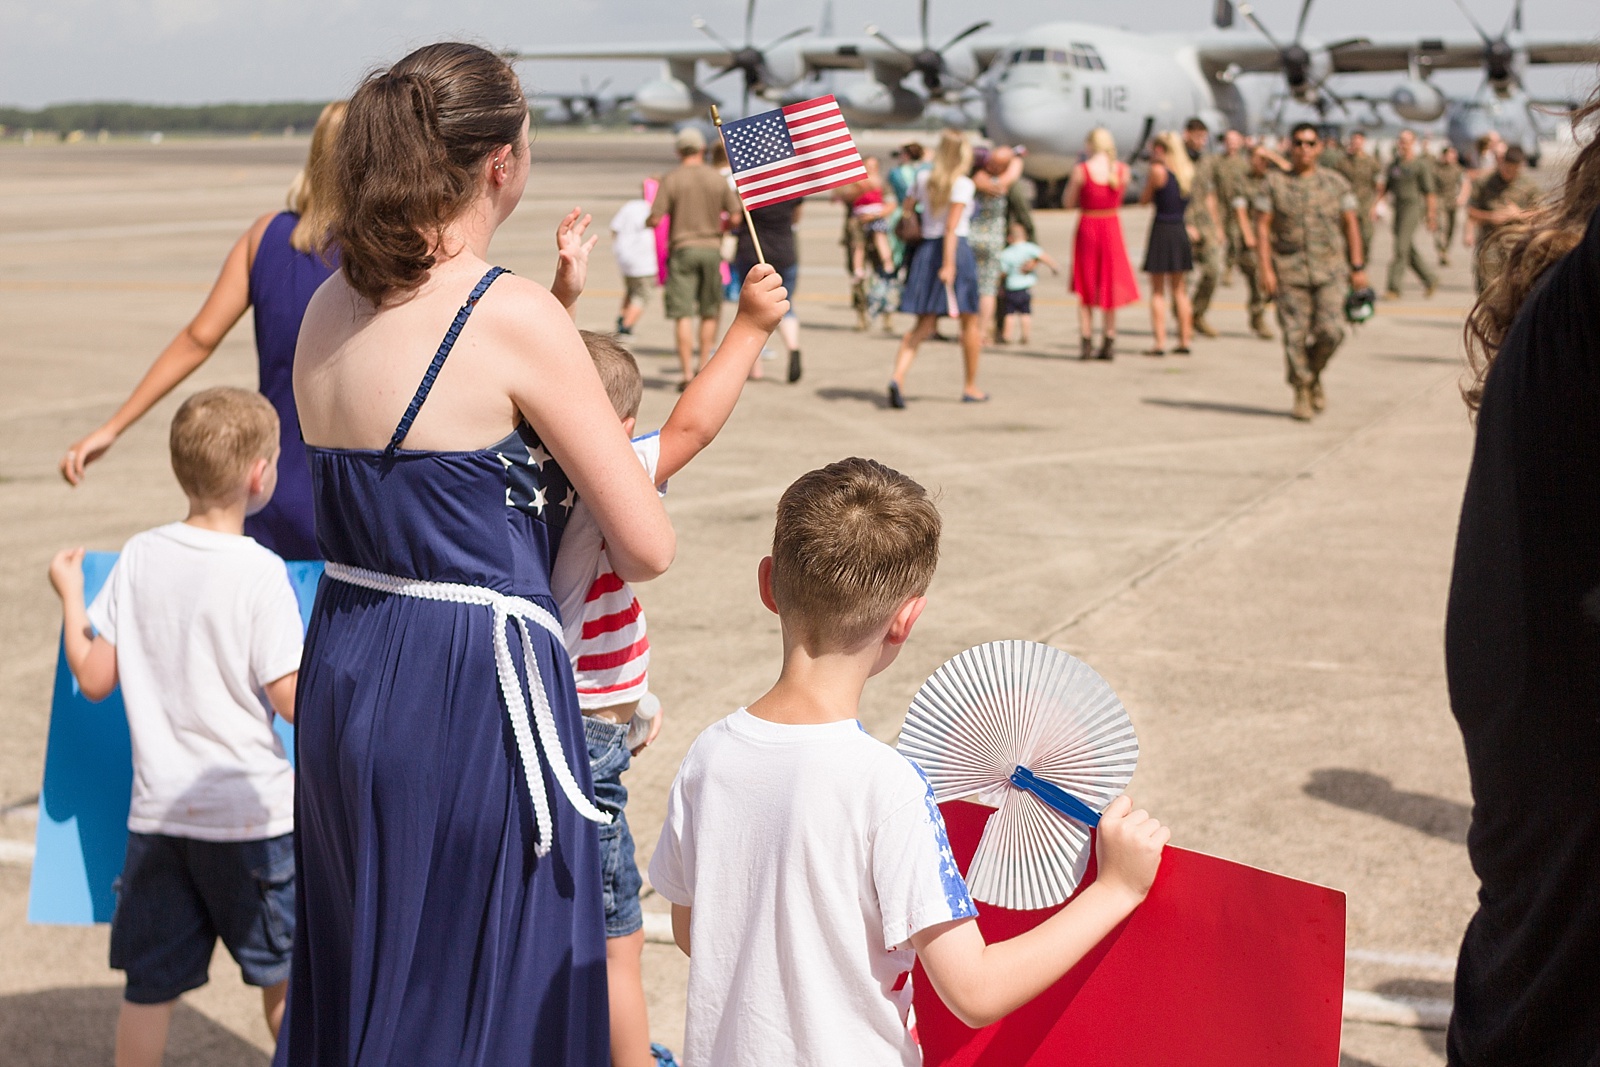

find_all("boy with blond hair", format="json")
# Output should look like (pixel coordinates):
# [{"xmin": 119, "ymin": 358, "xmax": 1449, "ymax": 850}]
[
  {"xmin": 48, "ymin": 387, "xmax": 303, "ymax": 1067},
  {"xmin": 649, "ymin": 458, "xmax": 1169, "ymax": 1066},
  {"xmin": 552, "ymin": 266, "xmax": 788, "ymax": 1067}
]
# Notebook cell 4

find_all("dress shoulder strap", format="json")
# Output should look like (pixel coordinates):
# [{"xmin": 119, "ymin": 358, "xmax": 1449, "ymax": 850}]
[{"xmin": 385, "ymin": 266, "xmax": 510, "ymax": 456}]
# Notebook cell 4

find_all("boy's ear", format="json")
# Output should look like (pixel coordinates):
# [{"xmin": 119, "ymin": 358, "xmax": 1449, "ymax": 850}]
[
  {"xmin": 247, "ymin": 456, "xmax": 271, "ymax": 496},
  {"xmin": 622, "ymin": 415, "xmax": 637, "ymax": 438},
  {"xmin": 757, "ymin": 556, "xmax": 780, "ymax": 615},
  {"xmin": 884, "ymin": 595, "xmax": 927, "ymax": 646}
]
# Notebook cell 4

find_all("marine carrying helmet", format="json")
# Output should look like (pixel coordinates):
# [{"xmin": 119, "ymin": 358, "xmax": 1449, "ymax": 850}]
[{"xmin": 1345, "ymin": 285, "xmax": 1376, "ymax": 324}]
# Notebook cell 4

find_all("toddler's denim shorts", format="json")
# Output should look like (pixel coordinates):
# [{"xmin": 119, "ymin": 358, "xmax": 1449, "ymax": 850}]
[
  {"xmin": 584, "ymin": 716, "xmax": 643, "ymax": 938},
  {"xmin": 110, "ymin": 831, "xmax": 294, "ymax": 1004}
]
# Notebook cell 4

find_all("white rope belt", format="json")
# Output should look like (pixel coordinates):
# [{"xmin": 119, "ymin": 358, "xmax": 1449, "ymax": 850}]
[{"xmin": 323, "ymin": 561, "xmax": 610, "ymax": 857}]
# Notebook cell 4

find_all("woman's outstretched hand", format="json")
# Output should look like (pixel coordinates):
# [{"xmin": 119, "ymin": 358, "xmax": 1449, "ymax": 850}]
[
  {"xmin": 60, "ymin": 424, "xmax": 119, "ymax": 485},
  {"xmin": 551, "ymin": 207, "xmax": 598, "ymax": 312}
]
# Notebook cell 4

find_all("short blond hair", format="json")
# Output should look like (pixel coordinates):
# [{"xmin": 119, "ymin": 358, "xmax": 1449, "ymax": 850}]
[
  {"xmin": 770, "ymin": 458, "xmax": 941, "ymax": 649},
  {"xmin": 580, "ymin": 330, "xmax": 643, "ymax": 420},
  {"xmin": 169, "ymin": 388, "xmax": 279, "ymax": 504}
]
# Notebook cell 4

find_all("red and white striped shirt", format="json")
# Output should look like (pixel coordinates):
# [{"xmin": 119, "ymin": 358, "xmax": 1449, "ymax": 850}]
[{"xmin": 550, "ymin": 434, "xmax": 661, "ymax": 710}]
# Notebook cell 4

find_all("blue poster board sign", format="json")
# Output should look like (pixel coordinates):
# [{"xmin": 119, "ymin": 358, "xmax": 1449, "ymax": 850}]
[{"xmin": 27, "ymin": 552, "xmax": 322, "ymax": 924}]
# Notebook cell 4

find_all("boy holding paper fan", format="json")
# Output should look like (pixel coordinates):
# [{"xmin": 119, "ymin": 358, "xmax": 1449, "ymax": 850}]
[{"xmin": 649, "ymin": 457, "xmax": 1168, "ymax": 1066}]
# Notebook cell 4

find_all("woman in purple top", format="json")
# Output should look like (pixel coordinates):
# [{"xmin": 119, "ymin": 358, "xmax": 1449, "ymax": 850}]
[{"xmin": 59, "ymin": 101, "xmax": 345, "ymax": 561}]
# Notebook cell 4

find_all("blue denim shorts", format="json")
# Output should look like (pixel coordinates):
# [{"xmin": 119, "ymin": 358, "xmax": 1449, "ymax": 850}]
[
  {"xmin": 584, "ymin": 716, "xmax": 643, "ymax": 938},
  {"xmin": 110, "ymin": 831, "xmax": 295, "ymax": 1004}
]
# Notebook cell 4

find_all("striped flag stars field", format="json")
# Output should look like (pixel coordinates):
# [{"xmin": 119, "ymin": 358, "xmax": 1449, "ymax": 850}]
[{"xmin": 719, "ymin": 95, "xmax": 867, "ymax": 211}]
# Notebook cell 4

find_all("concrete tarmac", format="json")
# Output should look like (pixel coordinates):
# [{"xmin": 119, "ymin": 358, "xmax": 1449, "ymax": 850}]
[{"xmin": 1, "ymin": 132, "xmax": 1484, "ymax": 1065}]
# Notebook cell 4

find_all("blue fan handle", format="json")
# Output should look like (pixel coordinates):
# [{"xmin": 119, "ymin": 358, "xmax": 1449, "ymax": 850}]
[{"xmin": 1009, "ymin": 766, "xmax": 1102, "ymax": 828}]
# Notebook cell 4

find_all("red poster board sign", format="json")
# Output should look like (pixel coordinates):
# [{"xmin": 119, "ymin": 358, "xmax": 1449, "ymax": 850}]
[{"xmin": 913, "ymin": 801, "xmax": 1346, "ymax": 1067}]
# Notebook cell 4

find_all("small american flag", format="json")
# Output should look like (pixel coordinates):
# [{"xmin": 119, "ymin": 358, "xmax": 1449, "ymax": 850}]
[{"xmin": 719, "ymin": 95, "xmax": 867, "ymax": 211}]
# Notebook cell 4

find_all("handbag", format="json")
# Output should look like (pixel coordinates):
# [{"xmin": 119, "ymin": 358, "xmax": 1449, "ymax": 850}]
[{"xmin": 895, "ymin": 197, "xmax": 922, "ymax": 243}]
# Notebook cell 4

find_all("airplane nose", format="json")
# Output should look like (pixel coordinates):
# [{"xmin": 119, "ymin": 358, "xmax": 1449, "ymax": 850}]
[{"xmin": 991, "ymin": 85, "xmax": 1075, "ymax": 145}]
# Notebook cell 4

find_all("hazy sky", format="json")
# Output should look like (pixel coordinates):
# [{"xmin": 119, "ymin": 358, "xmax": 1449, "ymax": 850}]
[{"xmin": 0, "ymin": 0, "xmax": 1593, "ymax": 107}]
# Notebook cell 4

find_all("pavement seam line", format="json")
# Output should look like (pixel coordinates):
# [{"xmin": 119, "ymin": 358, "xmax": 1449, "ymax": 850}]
[{"xmin": 1036, "ymin": 369, "xmax": 1463, "ymax": 645}]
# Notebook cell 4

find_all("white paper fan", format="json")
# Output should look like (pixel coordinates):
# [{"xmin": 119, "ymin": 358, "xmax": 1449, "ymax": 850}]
[{"xmin": 897, "ymin": 641, "xmax": 1138, "ymax": 911}]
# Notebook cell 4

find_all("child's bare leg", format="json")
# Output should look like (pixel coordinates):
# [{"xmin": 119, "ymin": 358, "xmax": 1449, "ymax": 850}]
[
  {"xmin": 116, "ymin": 1000, "xmax": 175, "ymax": 1067},
  {"xmin": 606, "ymin": 930, "xmax": 653, "ymax": 1067},
  {"xmin": 850, "ymin": 243, "xmax": 866, "ymax": 279},
  {"xmin": 1019, "ymin": 312, "xmax": 1031, "ymax": 345},
  {"xmin": 621, "ymin": 295, "xmax": 645, "ymax": 331},
  {"xmin": 872, "ymin": 232, "xmax": 893, "ymax": 270},
  {"xmin": 262, "ymin": 980, "xmax": 287, "ymax": 1041}
]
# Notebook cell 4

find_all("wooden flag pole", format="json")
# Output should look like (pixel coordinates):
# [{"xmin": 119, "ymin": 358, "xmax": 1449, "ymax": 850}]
[{"xmin": 710, "ymin": 105, "xmax": 766, "ymax": 265}]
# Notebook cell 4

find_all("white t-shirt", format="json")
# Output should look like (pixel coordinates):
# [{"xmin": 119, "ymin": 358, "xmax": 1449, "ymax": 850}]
[
  {"xmin": 650, "ymin": 710, "xmax": 978, "ymax": 1067},
  {"xmin": 916, "ymin": 172, "xmax": 975, "ymax": 240},
  {"xmin": 550, "ymin": 433, "xmax": 663, "ymax": 709},
  {"xmin": 611, "ymin": 199, "xmax": 659, "ymax": 279},
  {"xmin": 86, "ymin": 523, "xmax": 303, "ymax": 841}
]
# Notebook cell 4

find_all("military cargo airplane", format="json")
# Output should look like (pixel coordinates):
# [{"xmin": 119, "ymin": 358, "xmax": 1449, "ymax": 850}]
[{"xmin": 509, "ymin": 0, "xmax": 1600, "ymax": 184}]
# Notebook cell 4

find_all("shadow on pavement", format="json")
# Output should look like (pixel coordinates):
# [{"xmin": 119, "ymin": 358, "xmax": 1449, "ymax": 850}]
[
  {"xmin": 1304, "ymin": 769, "xmax": 1471, "ymax": 844},
  {"xmin": 0, "ymin": 986, "xmax": 270, "ymax": 1066},
  {"xmin": 814, "ymin": 386, "xmax": 889, "ymax": 409},
  {"xmin": 1142, "ymin": 397, "xmax": 1295, "ymax": 420},
  {"xmin": 1374, "ymin": 353, "xmax": 1462, "ymax": 366}
]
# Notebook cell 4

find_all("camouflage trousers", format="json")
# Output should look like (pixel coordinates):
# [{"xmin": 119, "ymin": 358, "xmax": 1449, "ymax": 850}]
[
  {"xmin": 1435, "ymin": 207, "xmax": 1457, "ymax": 259},
  {"xmin": 1275, "ymin": 279, "xmax": 1346, "ymax": 388},
  {"xmin": 1237, "ymin": 247, "xmax": 1271, "ymax": 321},
  {"xmin": 1190, "ymin": 230, "xmax": 1226, "ymax": 319}
]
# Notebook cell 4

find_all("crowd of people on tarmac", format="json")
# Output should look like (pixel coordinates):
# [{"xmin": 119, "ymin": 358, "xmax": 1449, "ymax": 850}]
[
  {"xmin": 42, "ymin": 38, "xmax": 1599, "ymax": 1067},
  {"xmin": 598, "ymin": 114, "xmax": 1542, "ymax": 423}
]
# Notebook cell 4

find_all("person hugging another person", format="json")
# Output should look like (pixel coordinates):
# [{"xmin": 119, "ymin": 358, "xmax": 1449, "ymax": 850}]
[
  {"xmin": 1140, "ymin": 131, "xmax": 1197, "ymax": 356},
  {"xmin": 969, "ymin": 145, "xmax": 1026, "ymax": 344},
  {"xmin": 648, "ymin": 457, "xmax": 1169, "ymax": 1065},
  {"xmin": 49, "ymin": 388, "xmax": 303, "ymax": 1067},
  {"xmin": 996, "ymin": 221, "xmax": 1060, "ymax": 345}
]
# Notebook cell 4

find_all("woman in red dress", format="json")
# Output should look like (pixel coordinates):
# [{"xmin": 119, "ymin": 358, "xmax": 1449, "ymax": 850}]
[{"xmin": 1063, "ymin": 127, "xmax": 1141, "ymax": 360}]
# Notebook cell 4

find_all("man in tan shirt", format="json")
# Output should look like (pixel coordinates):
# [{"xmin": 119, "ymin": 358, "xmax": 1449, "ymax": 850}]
[{"xmin": 648, "ymin": 127, "xmax": 742, "ymax": 387}]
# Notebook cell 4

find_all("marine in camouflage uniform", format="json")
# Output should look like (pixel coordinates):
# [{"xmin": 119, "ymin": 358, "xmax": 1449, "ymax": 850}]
[
  {"xmin": 1256, "ymin": 126, "xmax": 1366, "ymax": 421},
  {"xmin": 1230, "ymin": 150, "xmax": 1277, "ymax": 339},
  {"xmin": 1183, "ymin": 120, "xmax": 1225, "ymax": 337},
  {"xmin": 1468, "ymin": 148, "xmax": 1542, "ymax": 293},
  {"xmin": 1327, "ymin": 134, "xmax": 1382, "ymax": 264},
  {"xmin": 1214, "ymin": 137, "xmax": 1252, "ymax": 284},
  {"xmin": 1384, "ymin": 130, "xmax": 1439, "ymax": 297},
  {"xmin": 1432, "ymin": 148, "xmax": 1465, "ymax": 266}
]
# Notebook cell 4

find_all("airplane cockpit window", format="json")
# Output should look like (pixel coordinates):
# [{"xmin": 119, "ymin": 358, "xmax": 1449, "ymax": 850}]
[
  {"xmin": 1006, "ymin": 48, "xmax": 1071, "ymax": 65},
  {"xmin": 1068, "ymin": 43, "xmax": 1107, "ymax": 71}
]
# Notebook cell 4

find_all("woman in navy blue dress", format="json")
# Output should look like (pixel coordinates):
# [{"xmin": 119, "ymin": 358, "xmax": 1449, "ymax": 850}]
[
  {"xmin": 59, "ymin": 102, "xmax": 345, "ymax": 561},
  {"xmin": 279, "ymin": 44, "xmax": 674, "ymax": 1066}
]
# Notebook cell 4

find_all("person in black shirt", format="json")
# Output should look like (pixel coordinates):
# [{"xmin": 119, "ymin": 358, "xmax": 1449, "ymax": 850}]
[
  {"xmin": 732, "ymin": 198, "xmax": 803, "ymax": 383},
  {"xmin": 1448, "ymin": 84, "xmax": 1600, "ymax": 1067}
]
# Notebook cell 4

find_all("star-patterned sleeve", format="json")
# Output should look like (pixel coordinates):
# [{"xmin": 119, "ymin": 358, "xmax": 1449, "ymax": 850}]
[{"xmin": 871, "ymin": 758, "xmax": 978, "ymax": 951}]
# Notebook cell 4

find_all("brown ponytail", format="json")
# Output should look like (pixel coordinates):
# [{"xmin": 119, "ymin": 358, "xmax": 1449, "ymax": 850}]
[
  {"xmin": 1464, "ymin": 80, "xmax": 1600, "ymax": 411},
  {"xmin": 329, "ymin": 43, "xmax": 527, "ymax": 304}
]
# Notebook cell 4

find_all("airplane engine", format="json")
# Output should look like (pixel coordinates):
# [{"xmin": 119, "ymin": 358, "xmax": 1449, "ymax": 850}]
[
  {"xmin": 839, "ymin": 81, "xmax": 925, "ymax": 126},
  {"xmin": 632, "ymin": 78, "xmax": 696, "ymax": 122},
  {"xmin": 762, "ymin": 42, "xmax": 808, "ymax": 89},
  {"xmin": 1390, "ymin": 79, "xmax": 1446, "ymax": 123}
]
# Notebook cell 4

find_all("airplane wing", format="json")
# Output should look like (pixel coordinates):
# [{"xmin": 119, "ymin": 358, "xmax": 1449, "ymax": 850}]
[
  {"xmin": 1193, "ymin": 37, "xmax": 1600, "ymax": 75},
  {"xmin": 508, "ymin": 35, "xmax": 1007, "ymax": 78},
  {"xmin": 508, "ymin": 41, "xmax": 734, "ymax": 64}
]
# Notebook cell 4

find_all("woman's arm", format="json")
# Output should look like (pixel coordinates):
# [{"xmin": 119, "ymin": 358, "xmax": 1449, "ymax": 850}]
[
  {"xmin": 500, "ymin": 281, "xmax": 675, "ymax": 582},
  {"xmin": 1062, "ymin": 165, "xmax": 1086, "ymax": 210},
  {"xmin": 1139, "ymin": 163, "xmax": 1166, "ymax": 206},
  {"xmin": 60, "ymin": 213, "xmax": 271, "ymax": 485},
  {"xmin": 938, "ymin": 199, "xmax": 964, "ymax": 283}
]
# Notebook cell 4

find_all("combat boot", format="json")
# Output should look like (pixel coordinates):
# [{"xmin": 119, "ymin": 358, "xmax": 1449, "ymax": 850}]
[
  {"xmin": 1291, "ymin": 386, "xmax": 1314, "ymax": 421},
  {"xmin": 1194, "ymin": 316, "xmax": 1219, "ymax": 338},
  {"xmin": 1250, "ymin": 310, "xmax": 1274, "ymax": 339},
  {"xmin": 1310, "ymin": 380, "xmax": 1326, "ymax": 412}
]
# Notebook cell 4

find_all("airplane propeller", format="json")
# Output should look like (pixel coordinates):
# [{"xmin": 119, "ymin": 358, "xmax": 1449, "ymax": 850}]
[
  {"xmin": 694, "ymin": 0, "xmax": 813, "ymax": 114},
  {"xmin": 561, "ymin": 76, "xmax": 614, "ymax": 121},
  {"xmin": 1448, "ymin": 0, "xmax": 1524, "ymax": 95},
  {"xmin": 1236, "ymin": 1, "xmax": 1357, "ymax": 116},
  {"xmin": 864, "ymin": 0, "xmax": 990, "ymax": 98}
]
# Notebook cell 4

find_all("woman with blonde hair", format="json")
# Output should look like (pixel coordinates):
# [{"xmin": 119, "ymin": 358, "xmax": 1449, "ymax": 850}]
[
  {"xmin": 1446, "ymin": 82, "xmax": 1600, "ymax": 1066},
  {"xmin": 1061, "ymin": 126, "xmax": 1140, "ymax": 359},
  {"xmin": 888, "ymin": 128, "xmax": 988, "ymax": 406},
  {"xmin": 1139, "ymin": 130, "xmax": 1196, "ymax": 355},
  {"xmin": 58, "ymin": 101, "xmax": 346, "ymax": 559}
]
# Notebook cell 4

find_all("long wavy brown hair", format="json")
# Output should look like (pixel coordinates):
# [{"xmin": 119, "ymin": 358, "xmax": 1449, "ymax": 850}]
[{"xmin": 1464, "ymin": 81, "xmax": 1600, "ymax": 410}]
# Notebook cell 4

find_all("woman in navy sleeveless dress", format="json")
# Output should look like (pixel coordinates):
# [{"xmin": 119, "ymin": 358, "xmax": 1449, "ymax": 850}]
[
  {"xmin": 1138, "ymin": 132, "xmax": 1196, "ymax": 356},
  {"xmin": 279, "ymin": 45, "xmax": 674, "ymax": 1066},
  {"xmin": 59, "ymin": 103, "xmax": 344, "ymax": 560}
]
